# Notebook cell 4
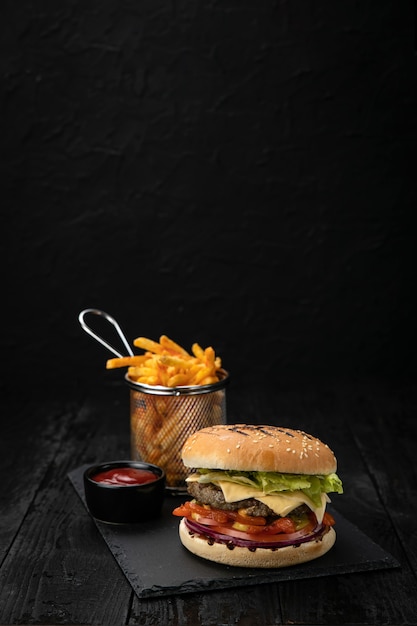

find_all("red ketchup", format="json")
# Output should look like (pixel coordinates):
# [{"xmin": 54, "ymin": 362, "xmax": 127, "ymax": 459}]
[{"xmin": 92, "ymin": 467, "xmax": 157, "ymax": 486}]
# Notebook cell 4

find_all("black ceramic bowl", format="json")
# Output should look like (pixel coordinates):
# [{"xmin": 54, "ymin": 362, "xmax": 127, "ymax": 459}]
[{"xmin": 83, "ymin": 460, "xmax": 166, "ymax": 523}]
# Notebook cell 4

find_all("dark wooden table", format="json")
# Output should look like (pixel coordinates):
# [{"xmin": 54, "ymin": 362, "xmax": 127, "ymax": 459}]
[{"xmin": 1, "ymin": 378, "xmax": 416, "ymax": 625}]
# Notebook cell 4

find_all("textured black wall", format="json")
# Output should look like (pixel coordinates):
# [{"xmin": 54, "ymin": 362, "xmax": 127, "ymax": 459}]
[{"xmin": 2, "ymin": 1, "xmax": 416, "ymax": 396}]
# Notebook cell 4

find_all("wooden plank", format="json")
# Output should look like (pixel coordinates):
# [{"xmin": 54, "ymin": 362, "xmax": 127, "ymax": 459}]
[
  {"xmin": 131, "ymin": 583, "xmax": 283, "ymax": 626},
  {"xmin": 343, "ymin": 382, "xmax": 417, "ymax": 572},
  {"xmin": 0, "ymin": 389, "xmax": 133, "ymax": 625},
  {"xmin": 0, "ymin": 399, "xmax": 74, "ymax": 563}
]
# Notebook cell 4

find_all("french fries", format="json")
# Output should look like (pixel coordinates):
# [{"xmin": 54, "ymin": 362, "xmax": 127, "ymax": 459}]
[
  {"xmin": 106, "ymin": 334, "xmax": 222, "ymax": 388},
  {"xmin": 107, "ymin": 332, "xmax": 226, "ymax": 488}
]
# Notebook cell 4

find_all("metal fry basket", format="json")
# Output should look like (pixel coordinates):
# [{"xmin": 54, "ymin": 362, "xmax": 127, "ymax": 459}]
[{"xmin": 126, "ymin": 370, "xmax": 229, "ymax": 491}]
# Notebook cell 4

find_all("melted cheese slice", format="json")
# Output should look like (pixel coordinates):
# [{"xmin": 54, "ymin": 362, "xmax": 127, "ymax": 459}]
[
  {"xmin": 218, "ymin": 481, "xmax": 329, "ymax": 524},
  {"xmin": 186, "ymin": 475, "xmax": 329, "ymax": 524}
]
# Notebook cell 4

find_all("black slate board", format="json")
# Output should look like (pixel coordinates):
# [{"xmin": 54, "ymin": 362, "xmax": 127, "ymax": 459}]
[{"xmin": 68, "ymin": 465, "xmax": 399, "ymax": 599}]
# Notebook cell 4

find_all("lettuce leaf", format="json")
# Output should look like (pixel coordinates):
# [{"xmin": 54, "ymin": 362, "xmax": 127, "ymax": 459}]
[{"xmin": 197, "ymin": 469, "xmax": 343, "ymax": 508}]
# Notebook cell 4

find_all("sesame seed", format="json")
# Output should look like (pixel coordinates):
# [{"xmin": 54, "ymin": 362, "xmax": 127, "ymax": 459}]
[
  {"xmin": 286, "ymin": 448, "xmax": 291, "ymax": 452},
  {"xmin": 227, "ymin": 448, "xmax": 231, "ymax": 453},
  {"xmin": 268, "ymin": 444, "xmax": 274, "ymax": 448},
  {"xmin": 236, "ymin": 444, "xmax": 241, "ymax": 449}
]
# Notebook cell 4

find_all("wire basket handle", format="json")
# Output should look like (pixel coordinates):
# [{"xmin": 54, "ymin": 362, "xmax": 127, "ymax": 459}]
[{"xmin": 78, "ymin": 309, "xmax": 134, "ymax": 358}]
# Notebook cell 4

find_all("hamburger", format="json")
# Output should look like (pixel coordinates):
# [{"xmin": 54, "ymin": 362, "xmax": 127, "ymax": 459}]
[{"xmin": 172, "ymin": 424, "xmax": 343, "ymax": 568}]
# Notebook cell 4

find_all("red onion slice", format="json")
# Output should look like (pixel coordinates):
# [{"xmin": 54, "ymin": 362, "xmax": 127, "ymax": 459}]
[{"xmin": 184, "ymin": 518, "xmax": 327, "ymax": 549}]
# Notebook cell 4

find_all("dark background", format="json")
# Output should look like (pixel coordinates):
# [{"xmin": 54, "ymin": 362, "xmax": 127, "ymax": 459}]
[{"xmin": 1, "ymin": 1, "xmax": 416, "ymax": 399}]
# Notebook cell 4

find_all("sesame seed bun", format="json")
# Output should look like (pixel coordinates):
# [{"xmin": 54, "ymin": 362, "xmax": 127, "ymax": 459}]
[
  {"xmin": 182, "ymin": 424, "xmax": 337, "ymax": 475},
  {"xmin": 179, "ymin": 518, "xmax": 336, "ymax": 568}
]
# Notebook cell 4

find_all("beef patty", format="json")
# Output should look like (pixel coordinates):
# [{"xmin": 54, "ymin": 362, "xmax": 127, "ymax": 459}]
[{"xmin": 187, "ymin": 481, "xmax": 276, "ymax": 517}]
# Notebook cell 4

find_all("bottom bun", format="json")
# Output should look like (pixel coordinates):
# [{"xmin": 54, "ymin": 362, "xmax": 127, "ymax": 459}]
[{"xmin": 178, "ymin": 518, "xmax": 336, "ymax": 568}]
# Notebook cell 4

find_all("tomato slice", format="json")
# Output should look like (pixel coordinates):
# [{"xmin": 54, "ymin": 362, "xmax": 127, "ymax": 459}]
[
  {"xmin": 257, "ymin": 516, "xmax": 298, "ymax": 535},
  {"xmin": 173, "ymin": 500, "xmax": 230, "ymax": 524},
  {"xmin": 323, "ymin": 511, "xmax": 336, "ymax": 527},
  {"xmin": 172, "ymin": 503, "xmax": 191, "ymax": 517}
]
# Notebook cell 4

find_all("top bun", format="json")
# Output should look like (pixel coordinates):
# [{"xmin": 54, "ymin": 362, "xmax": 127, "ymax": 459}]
[{"xmin": 182, "ymin": 424, "xmax": 337, "ymax": 475}]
